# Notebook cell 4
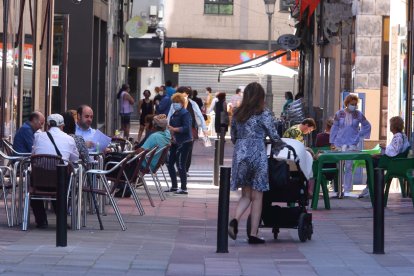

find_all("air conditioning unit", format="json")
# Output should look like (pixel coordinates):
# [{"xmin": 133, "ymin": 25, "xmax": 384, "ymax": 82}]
[{"xmin": 279, "ymin": 0, "xmax": 295, "ymax": 13}]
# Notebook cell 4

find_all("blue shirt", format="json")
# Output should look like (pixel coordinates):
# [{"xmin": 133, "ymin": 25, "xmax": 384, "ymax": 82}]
[
  {"xmin": 169, "ymin": 108, "xmax": 192, "ymax": 144},
  {"xmin": 13, "ymin": 121, "xmax": 35, "ymax": 154},
  {"xmin": 167, "ymin": 98, "xmax": 207, "ymax": 131},
  {"xmin": 75, "ymin": 124, "xmax": 96, "ymax": 152},
  {"xmin": 166, "ymin": 86, "xmax": 176, "ymax": 97},
  {"xmin": 157, "ymin": 96, "xmax": 172, "ymax": 115},
  {"xmin": 141, "ymin": 130, "xmax": 171, "ymax": 170},
  {"xmin": 330, "ymin": 109, "xmax": 371, "ymax": 147}
]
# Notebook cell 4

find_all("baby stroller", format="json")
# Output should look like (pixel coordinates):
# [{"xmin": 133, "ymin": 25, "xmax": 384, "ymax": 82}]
[{"xmin": 246, "ymin": 138, "xmax": 313, "ymax": 242}]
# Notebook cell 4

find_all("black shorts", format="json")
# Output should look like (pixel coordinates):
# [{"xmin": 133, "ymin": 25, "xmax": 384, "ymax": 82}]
[{"xmin": 120, "ymin": 114, "xmax": 131, "ymax": 124}]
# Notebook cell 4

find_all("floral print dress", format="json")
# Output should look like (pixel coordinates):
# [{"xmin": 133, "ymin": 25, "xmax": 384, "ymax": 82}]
[{"xmin": 230, "ymin": 109, "xmax": 281, "ymax": 192}]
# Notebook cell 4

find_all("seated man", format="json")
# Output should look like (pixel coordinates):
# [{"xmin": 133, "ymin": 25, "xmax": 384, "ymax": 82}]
[
  {"xmin": 283, "ymin": 118, "xmax": 316, "ymax": 144},
  {"xmin": 31, "ymin": 114, "xmax": 79, "ymax": 228},
  {"xmin": 13, "ymin": 111, "xmax": 45, "ymax": 154},
  {"xmin": 75, "ymin": 105, "xmax": 111, "ymax": 153}
]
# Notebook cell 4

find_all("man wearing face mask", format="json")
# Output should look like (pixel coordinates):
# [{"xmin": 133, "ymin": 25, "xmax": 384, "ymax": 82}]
[{"xmin": 329, "ymin": 94, "xmax": 371, "ymax": 198}]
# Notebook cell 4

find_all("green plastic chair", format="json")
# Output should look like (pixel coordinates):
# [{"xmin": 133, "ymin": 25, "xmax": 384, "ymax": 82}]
[
  {"xmin": 405, "ymin": 169, "xmax": 414, "ymax": 207},
  {"xmin": 311, "ymin": 146, "xmax": 338, "ymax": 210},
  {"xmin": 383, "ymin": 157, "xmax": 414, "ymax": 206},
  {"xmin": 352, "ymin": 144, "xmax": 381, "ymax": 174}
]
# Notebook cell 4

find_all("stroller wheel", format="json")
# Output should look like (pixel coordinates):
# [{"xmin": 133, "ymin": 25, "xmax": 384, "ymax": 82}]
[
  {"xmin": 272, "ymin": 227, "xmax": 279, "ymax": 240},
  {"xmin": 298, "ymin": 213, "xmax": 309, "ymax": 242}
]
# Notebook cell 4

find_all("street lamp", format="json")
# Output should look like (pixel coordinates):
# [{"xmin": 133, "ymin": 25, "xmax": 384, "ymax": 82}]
[{"xmin": 264, "ymin": 0, "xmax": 276, "ymax": 112}]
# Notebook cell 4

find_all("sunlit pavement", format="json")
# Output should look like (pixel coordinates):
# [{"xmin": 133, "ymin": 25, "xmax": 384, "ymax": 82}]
[{"xmin": 0, "ymin": 122, "xmax": 413, "ymax": 275}]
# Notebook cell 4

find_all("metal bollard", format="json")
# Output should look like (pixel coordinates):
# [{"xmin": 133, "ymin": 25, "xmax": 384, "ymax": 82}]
[
  {"xmin": 213, "ymin": 139, "xmax": 220, "ymax": 186},
  {"xmin": 373, "ymin": 167, "xmax": 385, "ymax": 254},
  {"xmin": 56, "ymin": 164, "xmax": 68, "ymax": 247},
  {"xmin": 219, "ymin": 127, "xmax": 225, "ymax": 166},
  {"xmin": 216, "ymin": 166, "xmax": 231, "ymax": 253}
]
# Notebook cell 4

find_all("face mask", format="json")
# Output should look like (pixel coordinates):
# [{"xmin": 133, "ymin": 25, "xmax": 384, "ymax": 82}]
[
  {"xmin": 172, "ymin": 103, "xmax": 182, "ymax": 111},
  {"xmin": 348, "ymin": 104, "xmax": 356, "ymax": 112}
]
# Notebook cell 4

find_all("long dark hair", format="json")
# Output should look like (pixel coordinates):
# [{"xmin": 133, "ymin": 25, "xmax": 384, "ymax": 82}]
[
  {"xmin": 233, "ymin": 82, "xmax": 265, "ymax": 123},
  {"xmin": 117, "ymin": 84, "xmax": 129, "ymax": 99},
  {"xmin": 62, "ymin": 111, "xmax": 76, "ymax": 135}
]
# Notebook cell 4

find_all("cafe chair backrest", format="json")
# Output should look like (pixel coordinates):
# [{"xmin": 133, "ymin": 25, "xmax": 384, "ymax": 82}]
[
  {"xmin": 30, "ymin": 154, "xmax": 66, "ymax": 191},
  {"xmin": 378, "ymin": 146, "xmax": 411, "ymax": 169}
]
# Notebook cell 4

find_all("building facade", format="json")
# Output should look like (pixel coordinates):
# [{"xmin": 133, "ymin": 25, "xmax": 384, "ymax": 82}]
[
  {"xmin": 1, "ymin": 0, "xmax": 50, "ymax": 140},
  {"xmin": 130, "ymin": 0, "xmax": 299, "ymax": 116}
]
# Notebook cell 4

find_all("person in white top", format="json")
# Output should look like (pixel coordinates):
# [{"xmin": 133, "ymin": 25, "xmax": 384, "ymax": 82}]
[
  {"xmin": 33, "ymin": 113, "xmax": 79, "ymax": 163},
  {"xmin": 117, "ymin": 84, "xmax": 135, "ymax": 139},
  {"xmin": 31, "ymin": 113, "xmax": 79, "ymax": 229}
]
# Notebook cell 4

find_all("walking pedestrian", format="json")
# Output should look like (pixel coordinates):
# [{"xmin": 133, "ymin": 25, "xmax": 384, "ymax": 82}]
[
  {"xmin": 214, "ymin": 92, "xmax": 229, "ymax": 138},
  {"xmin": 117, "ymin": 84, "xmax": 134, "ymax": 139},
  {"xmin": 228, "ymin": 82, "xmax": 284, "ymax": 244},
  {"xmin": 137, "ymin": 89, "xmax": 154, "ymax": 142}
]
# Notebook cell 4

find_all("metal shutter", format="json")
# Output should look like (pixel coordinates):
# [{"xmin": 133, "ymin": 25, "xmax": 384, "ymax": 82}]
[{"xmin": 178, "ymin": 64, "xmax": 297, "ymax": 116}]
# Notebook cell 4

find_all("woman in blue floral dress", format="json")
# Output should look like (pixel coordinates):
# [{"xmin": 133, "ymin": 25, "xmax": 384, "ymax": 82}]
[{"xmin": 228, "ymin": 82, "xmax": 283, "ymax": 244}]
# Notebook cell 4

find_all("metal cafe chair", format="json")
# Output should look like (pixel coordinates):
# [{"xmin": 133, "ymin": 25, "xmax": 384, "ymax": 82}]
[
  {"xmin": 22, "ymin": 154, "xmax": 74, "ymax": 231},
  {"xmin": 110, "ymin": 137, "xmax": 134, "ymax": 152},
  {"xmin": 84, "ymin": 153, "xmax": 133, "ymax": 231},
  {"xmin": 147, "ymin": 144, "xmax": 172, "ymax": 201},
  {"xmin": 0, "ymin": 149, "xmax": 30, "ymax": 227},
  {"xmin": 133, "ymin": 147, "xmax": 159, "ymax": 206},
  {"xmin": 105, "ymin": 150, "xmax": 147, "ymax": 216}
]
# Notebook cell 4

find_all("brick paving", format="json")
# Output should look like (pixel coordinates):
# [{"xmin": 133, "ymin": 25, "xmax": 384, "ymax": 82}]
[{"xmin": 0, "ymin": 123, "xmax": 413, "ymax": 275}]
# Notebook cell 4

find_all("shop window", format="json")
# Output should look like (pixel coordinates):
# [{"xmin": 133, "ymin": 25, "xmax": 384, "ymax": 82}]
[{"xmin": 204, "ymin": 0, "xmax": 233, "ymax": 15}]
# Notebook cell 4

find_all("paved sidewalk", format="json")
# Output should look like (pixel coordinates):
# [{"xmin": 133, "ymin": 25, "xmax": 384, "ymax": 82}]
[
  {"xmin": 0, "ymin": 123, "xmax": 413, "ymax": 275},
  {"xmin": 1, "ymin": 184, "xmax": 414, "ymax": 275}
]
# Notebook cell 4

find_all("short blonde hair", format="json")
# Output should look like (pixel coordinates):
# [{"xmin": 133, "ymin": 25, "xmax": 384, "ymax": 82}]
[
  {"xmin": 344, "ymin": 94, "xmax": 359, "ymax": 107},
  {"xmin": 171, "ymin": 93, "xmax": 186, "ymax": 105}
]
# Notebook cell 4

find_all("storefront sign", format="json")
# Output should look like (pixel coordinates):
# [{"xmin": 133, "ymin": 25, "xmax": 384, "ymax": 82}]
[{"xmin": 51, "ymin": 65, "xmax": 59, "ymax": 86}]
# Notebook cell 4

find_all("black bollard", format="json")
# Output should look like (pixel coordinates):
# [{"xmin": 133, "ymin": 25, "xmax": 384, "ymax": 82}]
[
  {"xmin": 219, "ymin": 127, "xmax": 225, "ymax": 166},
  {"xmin": 213, "ymin": 139, "xmax": 220, "ymax": 186},
  {"xmin": 56, "ymin": 164, "xmax": 68, "ymax": 247},
  {"xmin": 373, "ymin": 167, "xmax": 385, "ymax": 254},
  {"xmin": 216, "ymin": 166, "xmax": 231, "ymax": 253}
]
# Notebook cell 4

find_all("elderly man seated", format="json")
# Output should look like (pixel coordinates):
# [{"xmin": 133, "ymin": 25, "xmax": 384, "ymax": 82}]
[{"xmin": 31, "ymin": 114, "xmax": 79, "ymax": 228}]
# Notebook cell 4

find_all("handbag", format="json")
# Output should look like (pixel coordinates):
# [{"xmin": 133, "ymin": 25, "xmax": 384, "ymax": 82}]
[
  {"xmin": 46, "ymin": 132, "xmax": 65, "ymax": 164},
  {"xmin": 191, "ymin": 127, "xmax": 199, "ymax": 140},
  {"xmin": 219, "ymin": 102, "xmax": 229, "ymax": 126}
]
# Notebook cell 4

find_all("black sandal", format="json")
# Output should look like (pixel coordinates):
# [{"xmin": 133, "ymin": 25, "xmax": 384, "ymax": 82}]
[
  {"xmin": 248, "ymin": 235, "xmax": 265, "ymax": 244},
  {"xmin": 228, "ymin": 219, "xmax": 238, "ymax": 240}
]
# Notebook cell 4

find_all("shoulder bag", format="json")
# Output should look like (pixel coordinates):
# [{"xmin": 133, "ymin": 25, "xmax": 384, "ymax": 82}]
[{"xmin": 46, "ymin": 132, "xmax": 65, "ymax": 164}]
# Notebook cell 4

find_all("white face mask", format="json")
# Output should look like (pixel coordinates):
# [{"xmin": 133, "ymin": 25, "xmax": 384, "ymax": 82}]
[{"xmin": 348, "ymin": 104, "xmax": 356, "ymax": 112}]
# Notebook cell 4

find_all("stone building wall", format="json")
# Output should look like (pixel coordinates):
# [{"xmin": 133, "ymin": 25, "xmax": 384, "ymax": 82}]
[{"xmin": 354, "ymin": 0, "xmax": 389, "ymax": 90}]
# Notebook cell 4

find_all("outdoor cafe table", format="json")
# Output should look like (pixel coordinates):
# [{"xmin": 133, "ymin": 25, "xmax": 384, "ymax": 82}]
[{"xmin": 312, "ymin": 150, "xmax": 375, "ymax": 210}]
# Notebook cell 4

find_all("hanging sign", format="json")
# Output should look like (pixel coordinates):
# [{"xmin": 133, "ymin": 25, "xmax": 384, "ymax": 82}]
[{"xmin": 51, "ymin": 65, "xmax": 59, "ymax": 86}]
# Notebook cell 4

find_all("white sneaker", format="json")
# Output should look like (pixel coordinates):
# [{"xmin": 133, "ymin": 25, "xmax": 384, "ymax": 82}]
[
  {"xmin": 344, "ymin": 192, "xmax": 358, "ymax": 198},
  {"xmin": 358, "ymin": 187, "xmax": 370, "ymax": 198}
]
